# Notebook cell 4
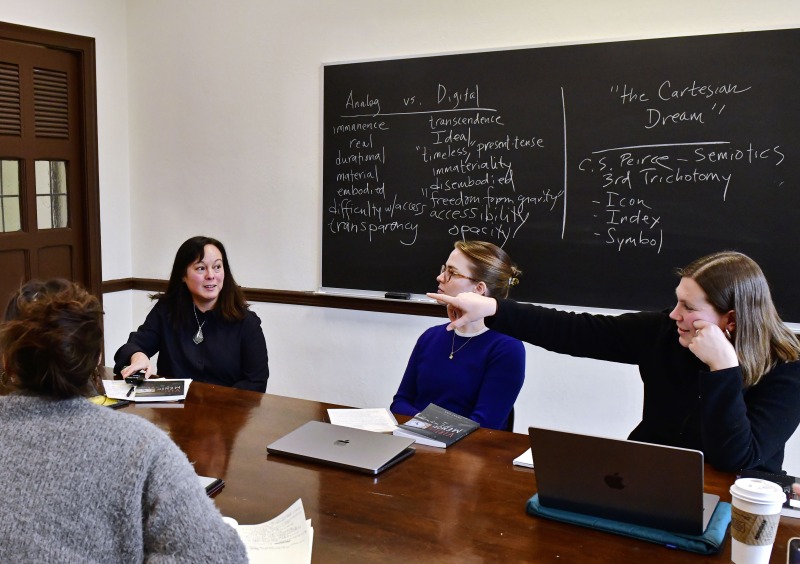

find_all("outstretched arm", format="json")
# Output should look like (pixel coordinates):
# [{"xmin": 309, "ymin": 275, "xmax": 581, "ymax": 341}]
[{"xmin": 426, "ymin": 292, "xmax": 498, "ymax": 330}]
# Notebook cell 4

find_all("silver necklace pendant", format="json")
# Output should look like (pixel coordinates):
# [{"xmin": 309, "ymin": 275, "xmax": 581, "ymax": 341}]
[{"xmin": 192, "ymin": 305, "xmax": 207, "ymax": 345}]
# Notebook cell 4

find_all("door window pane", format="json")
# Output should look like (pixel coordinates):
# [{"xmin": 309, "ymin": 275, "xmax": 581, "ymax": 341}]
[
  {"xmin": 0, "ymin": 160, "xmax": 21, "ymax": 232},
  {"xmin": 35, "ymin": 160, "xmax": 68, "ymax": 229}
]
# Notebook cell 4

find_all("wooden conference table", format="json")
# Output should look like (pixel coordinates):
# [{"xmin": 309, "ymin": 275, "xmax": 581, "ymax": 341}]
[{"xmin": 122, "ymin": 382, "xmax": 800, "ymax": 563}]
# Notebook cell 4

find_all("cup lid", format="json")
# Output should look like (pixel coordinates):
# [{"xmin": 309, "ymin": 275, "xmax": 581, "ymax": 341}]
[{"xmin": 730, "ymin": 477, "xmax": 786, "ymax": 504}]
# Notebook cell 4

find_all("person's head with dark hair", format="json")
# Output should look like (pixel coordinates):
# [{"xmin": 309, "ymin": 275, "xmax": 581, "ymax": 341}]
[
  {"xmin": 3, "ymin": 278, "xmax": 74, "ymax": 322},
  {"xmin": 156, "ymin": 236, "xmax": 248, "ymax": 326},
  {"xmin": 0, "ymin": 279, "xmax": 103, "ymax": 398}
]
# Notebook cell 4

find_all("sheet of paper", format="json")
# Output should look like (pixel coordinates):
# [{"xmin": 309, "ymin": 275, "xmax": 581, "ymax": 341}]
[
  {"xmin": 512, "ymin": 447, "xmax": 533, "ymax": 468},
  {"xmin": 327, "ymin": 407, "xmax": 398, "ymax": 433},
  {"xmin": 235, "ymin": 498, "xmax": 312, "ymax": 564}
]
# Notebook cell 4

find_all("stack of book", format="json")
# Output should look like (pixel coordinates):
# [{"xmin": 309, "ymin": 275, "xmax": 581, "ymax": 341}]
[{"xmin": 392, "ymin": 403, "xmax": 479, "ymax": 448}]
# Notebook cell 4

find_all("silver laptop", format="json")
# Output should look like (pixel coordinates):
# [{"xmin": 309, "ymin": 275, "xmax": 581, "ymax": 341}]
[
  {"xmin": 267, "ymin": 421, "xmax": 415, "ymax": 475},
  {"xmin": 529, "ymin": 427, "xmax": 719, "ymax": 535}
]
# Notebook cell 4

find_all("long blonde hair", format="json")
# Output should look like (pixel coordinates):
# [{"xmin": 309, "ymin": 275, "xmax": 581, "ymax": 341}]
[{"xmin": 679, "ymin": 251, "xmax": 800, "ymax": 387}]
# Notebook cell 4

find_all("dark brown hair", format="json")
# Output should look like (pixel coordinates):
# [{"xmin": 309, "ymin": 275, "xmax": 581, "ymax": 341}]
[
  {"xmin": 153, "ymin": 236, "xmax": 249, "ymax": 327},
  {"xmin": 0, "ymin": 279, "xmax": 104, "ymax": 398}
]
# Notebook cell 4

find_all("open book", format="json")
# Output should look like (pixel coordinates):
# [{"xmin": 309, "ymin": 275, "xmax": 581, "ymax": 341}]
[{"xmin": 392, "ymin": 403, "xmax": 479, "ymax": 448}]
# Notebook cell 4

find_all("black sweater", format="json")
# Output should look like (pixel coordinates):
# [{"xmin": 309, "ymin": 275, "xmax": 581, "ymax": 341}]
[
  {"xmin": 114, "ymin": 301, "xmax": 269, "ymax": 393},
  {"xmin": 487, "ymin": 300, "xmax": 800, "ymax": 473}
]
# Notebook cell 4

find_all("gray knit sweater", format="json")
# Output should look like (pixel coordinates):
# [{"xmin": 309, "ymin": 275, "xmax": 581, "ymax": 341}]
[{"xmin": 0, "ymin": 394, "xmax": 248, "ymax": 563}]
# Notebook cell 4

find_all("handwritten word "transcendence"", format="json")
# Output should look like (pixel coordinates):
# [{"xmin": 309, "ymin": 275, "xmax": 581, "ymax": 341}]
[{"xmin": 429, "ymin": 113, "xmax": 504, "ymax": 128}]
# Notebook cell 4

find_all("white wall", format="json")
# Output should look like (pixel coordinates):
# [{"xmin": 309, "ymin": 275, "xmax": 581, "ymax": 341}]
[{"xmin": 2, "ymin": 1, "xmax": 798, "ymax": 473}]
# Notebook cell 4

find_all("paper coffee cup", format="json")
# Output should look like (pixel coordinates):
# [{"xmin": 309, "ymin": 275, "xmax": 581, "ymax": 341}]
[{"xmin": 729, "ymin": 478, "xmax": 785, "ymax": 564}]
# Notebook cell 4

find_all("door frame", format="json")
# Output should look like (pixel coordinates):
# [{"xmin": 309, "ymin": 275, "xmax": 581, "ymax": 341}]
[{"xmin": 0, "ymin": 20, "xmax": 101, "ymax": 297}]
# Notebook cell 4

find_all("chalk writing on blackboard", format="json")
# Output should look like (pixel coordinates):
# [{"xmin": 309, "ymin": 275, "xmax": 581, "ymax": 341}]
[
  {"xmin": 321, "ymin": 30, "xmax": 800, "ymax": 319},
  {"xmin": 328, "ymin": 82, "xmax": 556, "ymax": 247},
  {"xmin": 326, "ymin": 78, "xmax": 783, "ymax": 253}
]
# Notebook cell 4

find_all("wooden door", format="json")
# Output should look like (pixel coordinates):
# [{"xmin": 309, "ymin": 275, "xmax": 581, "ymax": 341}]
[{"xmin": 0, "ymin": 22, "xmax": 100, "ymax": 308}]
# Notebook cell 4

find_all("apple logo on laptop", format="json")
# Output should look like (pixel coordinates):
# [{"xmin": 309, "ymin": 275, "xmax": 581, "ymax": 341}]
[
  {"xmin": 604, "ymin": 472, "xmax": 625, "ymax": 490},
  {"xmin": 334, "ymin": 439, "xmax": 351, "ymax": 447}
]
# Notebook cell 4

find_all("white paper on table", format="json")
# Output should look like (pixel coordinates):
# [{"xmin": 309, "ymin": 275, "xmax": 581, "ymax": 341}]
[
  {"xmin": 234, "ymin": 498, "xmax": 313, "ymax": 564},
  {"xmin": 327, "ymin": 407, "xmax": 398, "ymax": 433},
  {"xmin": 513, "ymin": 447, "xmax": 534, "ymax": 468},
  {"xmin": 783, "ymin": 497, "xmax": 800, "ymax": 518}
]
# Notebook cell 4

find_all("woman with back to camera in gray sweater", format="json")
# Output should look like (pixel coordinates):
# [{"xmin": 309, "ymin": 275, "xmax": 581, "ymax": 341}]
[{"xmin": 0, "ymin": 279, "xmax": 247, "ymax": 563}]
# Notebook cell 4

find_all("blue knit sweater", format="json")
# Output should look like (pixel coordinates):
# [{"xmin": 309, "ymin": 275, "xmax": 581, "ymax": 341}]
[{"xmin": 391, "ymin": 324, "xmax": 526, "ymax": 430}]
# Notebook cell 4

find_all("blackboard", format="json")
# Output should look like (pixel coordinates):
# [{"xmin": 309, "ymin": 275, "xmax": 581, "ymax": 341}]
[{"xmin": 322, "ymin": 29, "xmax": 800, "ymax": 321}]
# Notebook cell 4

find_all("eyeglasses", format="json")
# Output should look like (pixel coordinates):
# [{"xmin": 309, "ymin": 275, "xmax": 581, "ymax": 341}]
[{"xmin": 440, "ymin": 265, "xmax": 478, "ymax": 283}]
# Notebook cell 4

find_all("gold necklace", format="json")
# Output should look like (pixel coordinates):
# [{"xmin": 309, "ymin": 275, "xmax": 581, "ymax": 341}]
[{"xmin": 450, "ymin": 331, "xmax": 475, "ymax": 360}]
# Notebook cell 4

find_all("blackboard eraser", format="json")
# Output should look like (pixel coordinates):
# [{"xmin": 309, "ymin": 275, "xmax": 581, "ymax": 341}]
[{"xmin": 385, "ymin": 292, "xmax": 411, "ymax": 300}]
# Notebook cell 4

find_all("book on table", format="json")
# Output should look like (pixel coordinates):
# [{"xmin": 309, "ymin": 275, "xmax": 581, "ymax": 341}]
[
  {"xmin": 197, "ymin": 475, "xmax": 225, "ymax": 496},
  {"xmin": 738, "ymin": 469, "xmax": 800, "ymax": 518},
  {"xmin": 102, "ymin": 378, "xmax": 191, "ymax": 402},
  {"xmin": 392, "ymin": 403, "xmax": 479, "ymax": 448}
]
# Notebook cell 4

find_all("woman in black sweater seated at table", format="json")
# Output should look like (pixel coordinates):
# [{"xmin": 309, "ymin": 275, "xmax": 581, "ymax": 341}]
[
  {"xmin": 115, "ymin": 235, "xmax": 269, "ymax": 392},
  {"xmin": 429, "ymin": 251, "xmax": 800, "ymax": 473}
]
